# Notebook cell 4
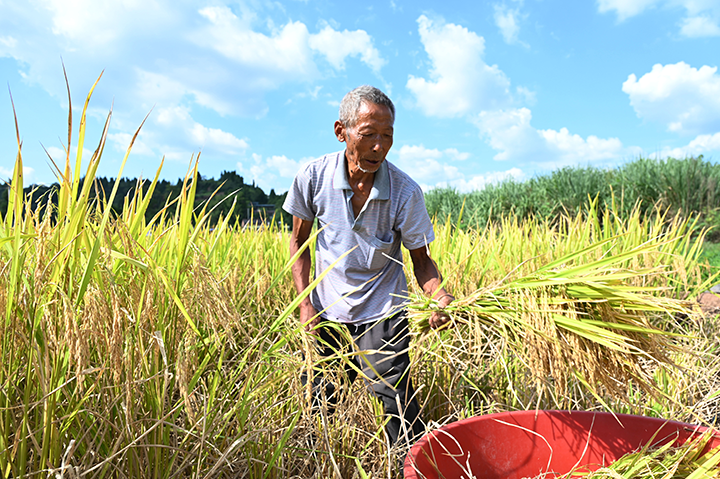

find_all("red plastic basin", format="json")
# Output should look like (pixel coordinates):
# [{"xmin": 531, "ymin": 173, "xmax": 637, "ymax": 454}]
[{"xmin": 405, "ymin": 410, "xmax": 718, "ymax": 479}]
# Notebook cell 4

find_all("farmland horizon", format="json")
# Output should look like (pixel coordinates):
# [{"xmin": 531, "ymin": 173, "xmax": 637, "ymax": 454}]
[{"xmin": 3, "ymin": 152, "xmax": 719, "ymax": 199}]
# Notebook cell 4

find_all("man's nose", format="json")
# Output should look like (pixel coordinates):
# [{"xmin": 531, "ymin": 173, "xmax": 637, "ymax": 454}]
[{"xmin": 372, "ymin": 135, "xmax": 388, "ymax": 151}]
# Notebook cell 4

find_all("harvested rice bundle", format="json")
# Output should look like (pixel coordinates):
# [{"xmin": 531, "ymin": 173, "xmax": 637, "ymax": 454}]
[
  {"xmin": 564, "ymin": 430, "xmax": 720, "ymax": 479},
  {"xmin": 408, "ymin": 237, "xmax": 695, "ymax": 398}
]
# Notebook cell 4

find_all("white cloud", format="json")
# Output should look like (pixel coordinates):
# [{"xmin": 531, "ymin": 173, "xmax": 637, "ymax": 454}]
[
  {"xmin": 516, "ymin": 86, "xmax": 536, "ymax": 105},
  {"xmin": 155, "ymin": 105, "xmax": 247, "ymax": 155},
  {"xmin": 288, "ymin": 86, "xmax": 322, "ymax": 103},
  {"xmin": 475, "ymin": 108, "xmax": 630, "ymax": 166},
  {"xmin": 42, "ymin": 0, "xmax": 156, "ymax": 44},
  {"xmin": 0, "ymin": 165, "xmax": 35, "ymax": 183},
  {"xmin": 244, "ymin": 153, "xmax": 305, "ymax": 192},
  {"xmin": 598, "ymin": 0, "xmax": 720, "ymax": 37},
  {"xmin": 133, "ymin": 70, "xmax": 188, "ymax": 108},
  {"xmin": 43, "ymin": 145, "xmax": 93, "ymax": 163},
  {"xmin": 407, "ymin": 15, "xmax": 514, "ymax": 117},
  {"xmin": 394, "ymin": 144, "xmax": 479, "ymax": 189},
  {"xmin": 0, "ymin": 35, "xmax": 17, "ymax": 51},
  {"xmin": 397, "ymin": 144, "xmax": 443, "ymax": 161},
  {"xmin": 266, "ymin": 154, "xmax": 304, "ymax": 178},
  {"xmin": 445, "ymin": 167, "xmax": 524, "ymax": 193},
  {"xmin": 540, "ymin": 128, "xmax": 626, "ymax": 162},
  {"xmin": 104, "ymin": 105, "xmax": 248, "ymax": 164},
  {"xmin": 194, "ymin": 6, "xmax": 316, "ymax": 81},
  {"xmin": 155, "ymin": 105, "xmax": 191, "ymax": 126},
  {"xmin": 445, "ymin": 148, "xmax": 471, "ymax": 161},
  {"xmin": 474, "ymin": 108, "xmax": 543, "ymax": 161},
  {"xmin": 24, "ymin": 166, "xmax": 37, "ymax": 184},
  {"xmin": 414, "ymin": 165, "xmax": 523, "ymax": 193},
  {"xmin": 41, "ymin": 146, "xmax": 66, "ymax": 163},
  {"xmin": 397, "ymin": 144, "xmax": 473, "ymax": 162},
  {"xmin": 309, "ymin": 25, "xmax": 386, "ymax": 73},
  {"xmin": 132, "ymin": 69, "xmax": 242, "ymax": 118},
  {"xmin": 394, "ymin": 145, "xmax": 462, "ymax": 184},
  {"xmin": 108, "ymin": 133, "xmax": 155, "ymax": 157},
  {"xmin": 494, "ymin": 3, "xmax": 525, "ymax": 45},
  {"xmin": 36, "ymin": 0, "xmax": 181, "ymax": 63},
  {"xmin": 622, "ymin": 62, "xmax": 720, "ymax": 136},
  {"xmin": 405, "ymin": 15, "xmax": 626, "ymax": 171},
  {"xmin": 680, "ymin": 15, "xmax": 720, "ymax": 37},
  {"xmin": 597, "ymin": 0, "xmax": 660, "ymax": 22},
  {"xmin": 189, "ymin": 124, "xmax": 248, "ymax": 153},
  {"xmin": 651, "ymin": 132, "xmax": 720, "ymax": 158}
]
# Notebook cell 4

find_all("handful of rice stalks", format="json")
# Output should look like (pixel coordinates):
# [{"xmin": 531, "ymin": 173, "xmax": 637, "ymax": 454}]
[
  {"xmin": 562, "ymin": 430, "xmax": 720, "ymax": 479},
  {"xmin": 408, "ymin": 237, "xmax": 696, "ymax": 398}
]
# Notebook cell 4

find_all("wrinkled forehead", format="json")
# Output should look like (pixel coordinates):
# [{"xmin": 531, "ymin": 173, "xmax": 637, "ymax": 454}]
[{"xmin": 356, "ymin": 101, "xmax": 395, "ymax": 125}]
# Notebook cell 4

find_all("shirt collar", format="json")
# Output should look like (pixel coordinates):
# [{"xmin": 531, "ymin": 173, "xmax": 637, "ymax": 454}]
[{"xmin": 333, "ymin": 151, "xmax": 390, "ymax": 200}]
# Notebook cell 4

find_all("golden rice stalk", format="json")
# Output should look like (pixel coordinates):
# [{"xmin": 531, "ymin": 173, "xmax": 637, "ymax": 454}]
[
  {"xmin": 564, "ymin": 429, "xmax": 720, "ymax": 479},
  {"xmin": 408, "ymin": 236, "xmax": 695, "ymax": 399}
]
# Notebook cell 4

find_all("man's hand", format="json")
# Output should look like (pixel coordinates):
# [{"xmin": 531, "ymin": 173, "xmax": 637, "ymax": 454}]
[
  {"xmin": 300, "ymin": 302, "xmax": 321, "ymax": 335},
  {"xmin": 429, "ymin": 293, "xmax": 454, "ymax": 330},
  {"xmin": 408, "ymin": 246, "xmax": 455, "ymax": 330}
]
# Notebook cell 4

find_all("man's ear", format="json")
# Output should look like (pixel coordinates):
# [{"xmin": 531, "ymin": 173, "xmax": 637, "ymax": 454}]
[{"xmin": 334, "ymin": 120, "xmax": 346, "ymax": 143}]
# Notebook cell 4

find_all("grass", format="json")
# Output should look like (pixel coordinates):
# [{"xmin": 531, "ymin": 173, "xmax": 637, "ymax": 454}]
[
  {"xmin": 424, "ymin": 157, "xmax": 720, "ymax": 235},
  {"xmin": 699, "ymin": 241, "xmax": 720, "ymax": 283},
  {"xmin": 2, "ymin": 79, "xmax": 720, "ymax": 478}
]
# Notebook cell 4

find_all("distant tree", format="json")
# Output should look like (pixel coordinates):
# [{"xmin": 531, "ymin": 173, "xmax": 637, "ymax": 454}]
[{"xmin": 0, "ymin": 170, "xmax": 290, "ymax": 227}]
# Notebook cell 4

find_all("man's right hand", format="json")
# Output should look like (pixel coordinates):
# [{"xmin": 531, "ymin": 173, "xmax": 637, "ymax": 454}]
[{"xmin": 300, "ymin": 302, "xmax": 320, "ymax": 335}]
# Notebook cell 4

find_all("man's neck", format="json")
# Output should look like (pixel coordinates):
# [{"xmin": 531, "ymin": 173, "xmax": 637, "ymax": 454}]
[{"xmin": 346, "ymin": 156, "xmax": 376, "ymax": 191}]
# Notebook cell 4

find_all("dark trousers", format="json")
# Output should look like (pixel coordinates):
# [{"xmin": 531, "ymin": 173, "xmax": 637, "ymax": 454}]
[{"xmin": 302, "ymin": 310, "xmax": 424, "ymax": 446}]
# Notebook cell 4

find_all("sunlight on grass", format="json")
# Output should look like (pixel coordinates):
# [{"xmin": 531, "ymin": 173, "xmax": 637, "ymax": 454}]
[{"xmin": 2, "ymin": 79, "xmax": 720, "ymax": 478}]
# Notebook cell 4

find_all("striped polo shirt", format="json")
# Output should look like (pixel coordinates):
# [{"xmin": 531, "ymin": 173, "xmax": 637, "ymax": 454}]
[{"xmin": 283, "ymin": 150, "xmax": 435, "ymax": 325}]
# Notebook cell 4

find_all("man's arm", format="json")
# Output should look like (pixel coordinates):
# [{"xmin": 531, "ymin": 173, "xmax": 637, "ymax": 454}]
[
  {"xmin": 289, "ymin": 215, "xmax": 320, "ymax": 334},
  {"xmin": 409, "ymin": 246, "xmax": 455, "ymax": 329}
]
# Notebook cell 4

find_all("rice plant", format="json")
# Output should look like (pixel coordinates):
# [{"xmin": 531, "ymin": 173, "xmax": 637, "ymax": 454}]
[
  {"xmin": 564, "ymin": 430, "xmax": 720, "ymax": 478},
  {"xmin": 2, "ymin": 77, "xmax": 720, "ymax": 478}
]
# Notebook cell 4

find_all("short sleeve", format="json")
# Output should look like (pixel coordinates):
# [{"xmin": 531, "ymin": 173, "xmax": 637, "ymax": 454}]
[
  {"xmin": 282, "ymin": 164, "xmax": 316, "ymax": 221},
  {"xmin": 396, "ymin": 185, "xmax": 435, "ymax": 250}
]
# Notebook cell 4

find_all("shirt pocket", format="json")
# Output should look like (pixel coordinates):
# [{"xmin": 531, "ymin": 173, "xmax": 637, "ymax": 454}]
[{"xmin": 366, "ymin": 232, "xmax": 397, "ymax": 271}]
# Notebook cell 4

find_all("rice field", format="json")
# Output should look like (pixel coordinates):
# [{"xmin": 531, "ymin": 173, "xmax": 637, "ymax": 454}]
[{"xmin": 2, "ymin": 84, "xmax": 720, "ymax": 478}]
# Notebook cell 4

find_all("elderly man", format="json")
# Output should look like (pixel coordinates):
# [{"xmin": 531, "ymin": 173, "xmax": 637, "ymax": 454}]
[{"xmin": 283, "ymin": 85, "xmax": 454, "ymax": 447}]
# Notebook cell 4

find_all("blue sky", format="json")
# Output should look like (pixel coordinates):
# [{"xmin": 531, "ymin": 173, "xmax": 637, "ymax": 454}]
[{"xmin": 1, "ymin": 0, "xmax": 719, "ymax": 193}]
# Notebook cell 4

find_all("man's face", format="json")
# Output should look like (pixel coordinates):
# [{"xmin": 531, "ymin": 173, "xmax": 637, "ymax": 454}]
[{"xmin": 336, "ymin": 101, "xmax": 394, "ymax": 175}]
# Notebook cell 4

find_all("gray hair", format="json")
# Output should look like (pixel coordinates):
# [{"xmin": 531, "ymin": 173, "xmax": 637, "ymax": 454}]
[{"xmin": 338, "ymin": 85, "xmax": 395, "ymax": 128}]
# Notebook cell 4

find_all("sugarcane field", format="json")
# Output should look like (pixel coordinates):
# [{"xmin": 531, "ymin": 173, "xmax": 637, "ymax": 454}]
[{"xmin": 2, "ymin": 82, "xmax": 720, "ymax": 479}]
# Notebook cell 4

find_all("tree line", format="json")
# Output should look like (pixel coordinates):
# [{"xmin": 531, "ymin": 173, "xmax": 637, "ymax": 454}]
[{"xmin": 0, "ymin": 170, "xmax": 291, "ymax": 226}]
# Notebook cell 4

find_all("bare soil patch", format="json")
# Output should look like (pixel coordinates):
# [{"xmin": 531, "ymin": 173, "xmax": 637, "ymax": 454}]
[{"xmin": 698, "ymin": 291, "xmax": 720, "ymax": 317}]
